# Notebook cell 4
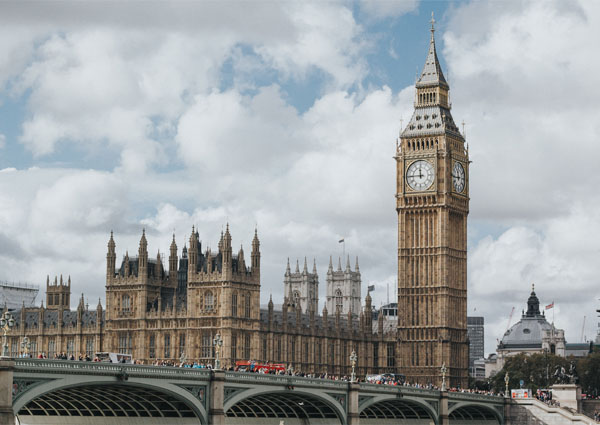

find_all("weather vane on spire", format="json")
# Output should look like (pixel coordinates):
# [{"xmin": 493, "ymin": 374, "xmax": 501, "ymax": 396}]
[{"xmin": 430, "ymin": 11, "xmax": 435, "ymax": 34}]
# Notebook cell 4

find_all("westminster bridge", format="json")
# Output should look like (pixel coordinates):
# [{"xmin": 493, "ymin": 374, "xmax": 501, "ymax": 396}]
[{"xmin": 0, "ymin": 359, "xmax": 508, "ymax": 425}]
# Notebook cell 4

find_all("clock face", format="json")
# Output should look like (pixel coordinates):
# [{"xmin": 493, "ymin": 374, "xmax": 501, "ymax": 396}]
[
  {"xmin": 406, "ymin": 160, "xmax": 435, "ymax": 191},
  {"xmin": 452, "ymin": 161, "xmax": 466, "ymax": 193}
]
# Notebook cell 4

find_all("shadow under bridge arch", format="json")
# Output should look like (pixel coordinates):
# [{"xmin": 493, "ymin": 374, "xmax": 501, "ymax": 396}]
[
  {"xmin": 225, "ymin": 390, "xmax": 345, "ymax": 425},
  {"xmin": 16, "ymin": 382, "xmax": 204, "ymax": 425},
  {"xmin": 449, "ymin": 402, "xmax": 502, "ymax": 424},
  {"xmin": 359, "ymin": 396, "xmax": 439, "ymax": 425}
]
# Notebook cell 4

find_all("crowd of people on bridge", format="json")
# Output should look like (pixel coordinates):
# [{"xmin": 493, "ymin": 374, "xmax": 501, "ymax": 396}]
[{"xmin": 20, "ymin": 354, "xmax": 502, "ymax": 398}]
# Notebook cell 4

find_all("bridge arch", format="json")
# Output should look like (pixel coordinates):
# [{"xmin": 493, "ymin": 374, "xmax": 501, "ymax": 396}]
[
  {"xmin": 224, "ymin": 388, "xmax": 346, "ymax": 425},
  {"xmin": 14, "ymin": 377, "xmax": 207, "ymax": 425},
  {"xmin": 448, "ymin": 402, "xmax": 502, "ymax": 424},
  {"xmin": 359, "ymin": 395, "xmax": 439, "ymax": 425}
]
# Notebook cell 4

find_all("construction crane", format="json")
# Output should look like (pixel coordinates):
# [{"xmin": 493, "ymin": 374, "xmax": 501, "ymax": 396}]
[
  {"xmin": 505, "ymin": 307, "xmax": 515, "ymax": 334},
  {"xmin": 581, "ymin": 316, "xmax": 586, "ymax": 342}
]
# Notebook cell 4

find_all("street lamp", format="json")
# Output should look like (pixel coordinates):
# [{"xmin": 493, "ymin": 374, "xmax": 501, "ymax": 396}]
[
  {"xmin": 0, "ymin": 311, "xmax": 15, "ymax": 358},
  {"xmin": 504, "ymin": 372, "xmax": 510, "ymax": 398},
  {"xmin": 441, "ymin": 363, "xmax": 447, "ymax": 391},
  {"xmin": 350, "ymin": 350, "xmax": 357, "ymax": 383},
  {"xmin": 21, "ymin": 336, "xmax": 31, "ymax": 358},
  {"xmin": 213, "ymin": 333, "xmax": 223, "ymax": 370}
]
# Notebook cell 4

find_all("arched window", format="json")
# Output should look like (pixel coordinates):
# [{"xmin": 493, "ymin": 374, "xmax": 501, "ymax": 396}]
[
  {"xmin": 335, "ymin": 289, "xmax": 343, "ymax": 312},
  {"xmin": 232, "ymin": 292, "xmax": 238, "ymax": 317},
  {"xmin": 244, "ymin": 294, "xmax": 251, "ymax": 318},
  {"xmin": 122, "ymin": 294, "xmax": 131, "ymax": 313},
  {"xmin": 205, "ymin": 291, "xmax": 214, "ymax": 311},
  {"xmin": 293, "ymin": 291, "xmax": 300, "ymax": 308}
]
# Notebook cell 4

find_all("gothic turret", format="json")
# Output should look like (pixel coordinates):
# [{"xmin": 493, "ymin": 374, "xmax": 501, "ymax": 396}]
[
  {"xmin": 238, "ymin": 245, "xmax": 246, "ymax": 272},
  {"xmin": 138, "ymin": 229, "xmax": 148, "ymax": 284},
  {"xmin": 169, "ymin": 234, "xmax": 178, "ymax": 282},
  {"xmin": 251, "ymin": 228, "xmax": 260, "ymax": 273},
  {"xmin": 188, "ymin": 227, "xmax": 198, "ymax": 278},
  {"xmin": 107, "ymin": 231, "xmax": 116, "ymax": 281}
]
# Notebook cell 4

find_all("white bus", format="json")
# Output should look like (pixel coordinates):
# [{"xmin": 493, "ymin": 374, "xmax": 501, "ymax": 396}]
[{"xmin": 95, "ymin": 352, "xmax": 133, "ymax": 364}]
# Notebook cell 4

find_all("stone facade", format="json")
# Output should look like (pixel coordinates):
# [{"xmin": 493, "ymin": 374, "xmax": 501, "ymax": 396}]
[
  {"xmin": 283, "ymin": 258, "xmax": 319, "ymax": 314},
  {"xmin": 396, "ymin": 18, "xmax": 469, "ymax": 387},
  {"xmin": 9, "ymin": 228, "xmax": 399, "ymax": 378},
  {"xmin": 325, "ymin": 256, "xmax": 362, "ymax": 316}
]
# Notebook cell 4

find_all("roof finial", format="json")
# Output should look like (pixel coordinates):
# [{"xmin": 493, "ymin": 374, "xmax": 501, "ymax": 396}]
[
  {"xmin": 430, "ymin": 11, "xmax": 435, "ymax": 38},
  {"xmin": 532, "ymin": 283, "xmax": 535, "ymax": 292}
]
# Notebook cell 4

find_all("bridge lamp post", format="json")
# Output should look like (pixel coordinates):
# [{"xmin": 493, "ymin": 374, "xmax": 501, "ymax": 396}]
[
  {"xmin": 213, "ymin": 333, "xmax": 223, "ymax": 370},
  {"xmin": 441, "ymin": 363, "xmax": 447, "ymax": 391},
  {"xmin": 0, "ymin": 311, "xmax": 15, "ymax": 358},
  {"xmin": 349, "ymin": 350, "xmax": 357, "ymax": 383},
  {"xmin": 21, "ymin": 336, "xmax": 31, "ymax": 357},
  {"xmin": 504, "ymin": 372, "xmax": 510, "ymax": 398}
]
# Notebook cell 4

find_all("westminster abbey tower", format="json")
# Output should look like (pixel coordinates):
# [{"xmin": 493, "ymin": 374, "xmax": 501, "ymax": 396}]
[{"xmin": 396, "ymin": 16, "xmax": 469, "ymax": 388}]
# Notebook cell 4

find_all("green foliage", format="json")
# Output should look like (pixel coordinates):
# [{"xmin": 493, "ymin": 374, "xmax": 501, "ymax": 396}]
[
  {"xmin": 490, "ymin": 353, "xmax": 569, "ymax": 393},
  {"xmin": 489, "ymin": 351, "xmax": 600, "ymax": 396},
  {"xmin": 578, "ymin": 352, "xmax": 600, "ymax": 396}
]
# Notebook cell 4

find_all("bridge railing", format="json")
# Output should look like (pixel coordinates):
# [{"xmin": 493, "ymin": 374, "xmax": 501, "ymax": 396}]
[
  {"xmin": 359, "ymin": 382, "xmax": 439, "ymax": 397},
  {"xmin": 447, "ymin": 391, "xmax": 504, "ymax": 402},
  {"xmin": 224, "ymin": 371, "xmax": 349, "ymax": 389},
  {"xmin": 14, "ymin": 359, "xmax": 212, "ymax": 380}
]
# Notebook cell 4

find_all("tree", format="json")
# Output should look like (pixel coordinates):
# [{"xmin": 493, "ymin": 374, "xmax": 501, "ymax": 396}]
[
  {"xmin": 490, "ymin": 353, "xmax": 570, "ymax": 393},
  {"xmin": 577, "ymin": 352, "xmax": 600, "ymax": 397}
]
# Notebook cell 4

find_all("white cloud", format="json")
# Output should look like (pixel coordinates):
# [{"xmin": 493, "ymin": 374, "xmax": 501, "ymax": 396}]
[{"xmin": 445, "ymin": 0, "xmax": 600, "ymax": 353}]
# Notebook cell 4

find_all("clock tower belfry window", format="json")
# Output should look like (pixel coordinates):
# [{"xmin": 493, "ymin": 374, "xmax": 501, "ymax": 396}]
[{"xmin": 395, "ymin": 13, "xmax": 469, "ymax": 389}]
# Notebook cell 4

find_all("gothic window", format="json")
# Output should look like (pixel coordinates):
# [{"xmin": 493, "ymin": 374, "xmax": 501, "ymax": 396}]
[
  {"xmin": 290, "ymin": 338, "xmax": 296, "ymax": 365},
  {"xmin": 232, "ymin": 292, "xmax": 238, "ymax": 317},
  {"xmin": 118, "ymin": 333, "xmax": 132, "ymax": 355},
  {"xmin": 66, "ymin": 337, "xmax": 74, "ymax": 356},
  {"xmin": 48, "ymin": 339, "xmax": 56, "ymax": 358},
  {"xmin": 244, "ymin": 294, "xmax": 251, "ymax": 318},
  {"xmin": 276, "ymin": 339, "xmax": 282, "ymax": 362},
  {"xmin": 335, "ymin": 289, "xmax": 343, "ymax": 312},
  {"xmin": 205, "ymin": 291, "xmax": 214, "ymax": 311},
  {"xmin": 316, "ymin": 341, "xmax": 321, "ymax": 364},
  {"xmin": 328, "ymin": 343, "xmax": 334, "ymax": 368},
  {"xmin": 122, "ymin": 294, "xmax": 131, "ymax": 313},
  {"xmin": 201, "ymin": 333, "xmax": 212, "ymax": 358},
  {"xmin": 293, "ymin": 291, "xmax": 300, "ymax": 307},
  {"xmin": 164, "ymin": 334, "xmax": 171, "ymax": 358},
  {"xmin": 149, "ymin": 335, "xmax": 156, "ymax": 359},
  {"xmin": 373, "ymin": 342, "xmax": 379, "ymax": 370},
  {"xmin": 244, "ymin": 333, "xmax": 250, "ymax": 359},
  {"xmin": 262, "ymin": 338, "xmax": 267, "ymax": 361},
  {"xmin": 30, "ymin": 341, "xmax": 37, "ymax": 357},
  {"xmin": 179, "ymin": 334, "xmax": 186, "ymax": 359},
  {"xmin": 303, "ymin": 342, "xmax": 308, "ymax": 364},
  {"xmin": 231, "ymin": 334, "xmax": 237, "ymax": 361},
  {"xmin": 387, "ymin": 342, "xmax": 396, "ymax": 368},
  {"xmin": 10, "ymin": 337, "xmax": 18, "ymax": 357}
]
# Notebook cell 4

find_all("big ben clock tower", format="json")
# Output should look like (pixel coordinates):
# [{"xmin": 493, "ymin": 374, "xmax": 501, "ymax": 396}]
[{"xmin": 396, "ymin": 15, "xmax": 469, "ymax": 388}]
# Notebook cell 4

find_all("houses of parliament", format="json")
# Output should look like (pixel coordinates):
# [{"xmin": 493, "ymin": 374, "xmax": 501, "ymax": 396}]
[{"xmin": 7, "ymin": 22, "xmax": 469, "ymax": 388}]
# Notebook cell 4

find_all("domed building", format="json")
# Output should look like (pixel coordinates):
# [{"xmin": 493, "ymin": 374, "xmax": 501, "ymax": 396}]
[{"xmin": 485, "ymin": 286, "xmax": 565, "ymax": 377}]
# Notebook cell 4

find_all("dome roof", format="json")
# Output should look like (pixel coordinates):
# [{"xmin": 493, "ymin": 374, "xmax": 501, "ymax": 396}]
[
  {"xmin": 501, "ymin": 316, "xmax": 552, "ymax": 348},
  {"xmin": 499, "ymin": 285, "xmax": 553, "ymax": 348}
]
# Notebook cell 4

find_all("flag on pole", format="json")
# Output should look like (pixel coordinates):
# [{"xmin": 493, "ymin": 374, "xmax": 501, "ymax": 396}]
[
  {"xmin": 338, "ymin": 238, "xmax": 344, "ymax": 243},
  {"xmin": 367, "ymin": 285, "xmax": 375, "ymax": 292},
  {"xmin": 545, "ymin": 302, "xmax": 554, "ymax": 310}
]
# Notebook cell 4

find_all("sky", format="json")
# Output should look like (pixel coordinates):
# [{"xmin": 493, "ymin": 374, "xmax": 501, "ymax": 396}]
[{"xmin": 0, "ymin": 0, "xmax": 599, "ymax": 356}]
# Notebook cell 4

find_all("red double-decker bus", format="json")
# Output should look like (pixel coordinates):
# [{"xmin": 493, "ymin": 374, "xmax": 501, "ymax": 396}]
[{"xmin": 235, "ymin": 360, "xmax": 286, "ymax": 373}]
